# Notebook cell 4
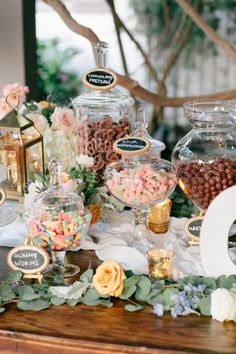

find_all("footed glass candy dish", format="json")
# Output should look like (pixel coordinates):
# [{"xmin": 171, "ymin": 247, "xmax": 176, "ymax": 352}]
[
  {"xmin": 105, "ymin": 156, "xmax": 177, "ymax": 249},
  {"xmin": 24, "ymin": 160, "xmax": 91, "ymax": 280}
]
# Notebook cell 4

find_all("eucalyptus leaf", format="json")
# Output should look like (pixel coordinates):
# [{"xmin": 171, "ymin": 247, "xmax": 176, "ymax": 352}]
[
  {"xmin": 163, "ymin": 288, "xmax": 179, "ymax": 306},
  {"xmin": 80, "ymin": 269, "xmax": 93, "ymax": 282},
  {"xmin": 124, "ymin": 304, "xmax": 145, "ymax": 312},
  {"xmin": 17, "ymin": 299, "xmax": 50, "ymax": 311},
  {"xmin": 67, "ymin": 299, "xmax": 79, "ymax": 307},
  {"xmin": 199, "ymin": 296, "xmax": 211, "ymax": 316},
  {"xmin": 67, "ymin": 279, "xmax": 90, "ymax": 300},
  {"xmin": 18, "ymin": 286, "xmax": 41, "ymax": 301},
  {"xmin": 82, "ymin": 288, "xmax": 102, "ymax": 302},
  {"xmin": 125, "ymin": 270, "xmax": 135, "ymax": 278},
  {"xmin": 82, "ymin": 298, "xmax": 113, "ymax": 308},
  {"xmin": 219, "ymin": 275, "xmax": 236, "ymax": 289},
  {"xmin": 135, "ymin": 276, "xmax": 151, "ymax": 301},
  {"xmin": 97, "ymin": 299, "xmax": 113, "ymax": 308},
  {"xmin": 50, "ymin": 297, "xmax": 65, "ymax": 306},
  {"xmin": 0, "ymin": 284, "xmax": 15, "ymax": 302},
  {"xmin": 5, "ymin": 271, "xmax": 22, "ymax": 284},
  {"xmin": 123, "ymin": 275, "xmax": 140, "ymax": 288},
  {"xmin": 49, "ymin": 286, "xmax": 69, "ymax": 298},
  {"xmin": 0, "ymin": 307, "xmax": 5, "ymax": 314},
  {"xmin": 147, "ymin": 288, "xmax": 163, "ymax": 300},
  {"xmin": 201, "ymin": 277, "xmax": 216, "ymax": 289},
  {"xmin": 82, "ymin": 298, "xmax": 101, "ymax": 306},
  {"xmin": 147, "ymin": 290, "xmax": 165, "ymax": 306},
  {"xmin": 216, "ymin": 275, "xmax": 226, "ymax": 287},
  {"xmin": 119, "ymin": 285, "xmax": 137, "ymax": 300}
]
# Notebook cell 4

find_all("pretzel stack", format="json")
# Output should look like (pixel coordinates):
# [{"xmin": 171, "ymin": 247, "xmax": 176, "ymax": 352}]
[{"xmin": 77, "ymin": 116, "xmax": 130, "ymax": 173}]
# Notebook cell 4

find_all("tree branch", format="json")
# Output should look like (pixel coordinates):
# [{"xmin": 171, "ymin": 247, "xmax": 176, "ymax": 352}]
[
  {"xmin": 116, "ymin": 73, "xmax": 236, "ymax": 107},
  {"xmin": 105, "ymin": 1, "xmax": 161, "ymax": 88},
  {"xmin": 160, "ymin": 13, "xmax": 187, "ymax": 86},
  {"xmin": 43, "ymin": 0, "xmax": 236, "ymax": 107},
  {"xmin": 43, "ymin": 0, "xmax": 100, "ymax": 51},
  {"xmin": 175, "ymin": 0, "xmax": 236, "ymax": 62},
  {"xmin": 106, "ymin": 0, "xmax": 129, "ymax": 76}
]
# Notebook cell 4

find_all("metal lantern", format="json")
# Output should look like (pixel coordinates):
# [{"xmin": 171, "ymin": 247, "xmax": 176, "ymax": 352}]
[{"xmin": 0, "ymin": 102, "xmax": 44, "ymax": 201}]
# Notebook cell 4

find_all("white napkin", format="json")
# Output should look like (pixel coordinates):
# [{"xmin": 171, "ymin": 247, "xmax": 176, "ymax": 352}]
[
  {"xmin": 0, "ymin": 214, "xmax": 27, "ymax": 247},
  {"xmin": 81, "ymin": 212, "xmax": 236, "ymax": 278}
]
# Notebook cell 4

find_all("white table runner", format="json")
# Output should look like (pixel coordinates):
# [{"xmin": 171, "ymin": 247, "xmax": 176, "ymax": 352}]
[{"xmin": 1, "ymin": 206, "xmax": 235, "ymax": 279}]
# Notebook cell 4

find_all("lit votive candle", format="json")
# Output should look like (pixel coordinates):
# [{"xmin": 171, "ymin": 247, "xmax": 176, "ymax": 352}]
[
  {"xmin": 149, "ymin": 199, "xmax": 172, "ymax": 234},
  {"xmin": 147, "ymin": 248, "xmax": 174, "ymax": 279}
]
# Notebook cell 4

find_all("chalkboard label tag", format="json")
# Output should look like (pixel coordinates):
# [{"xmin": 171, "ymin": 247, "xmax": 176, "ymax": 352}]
[
  {"xmin": 7, "ymin": 245, "xmax": 49, "ymax": 275},
  {"xmin": 113, "ymin": 137, "xmax": 151, "ymax": 155},
  {"xmin": 185, "ymin": 216, "xmax": 204, "ymax": 243},
  {"xmin": 82, "ymin": 68, "xmax": 117, "ymax": 90}
]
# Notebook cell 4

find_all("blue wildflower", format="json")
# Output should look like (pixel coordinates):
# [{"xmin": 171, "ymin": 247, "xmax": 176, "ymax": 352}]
[
  {"xmin": 153, "ymin": 303, "xmax": 164, "ymax": 317},
  {"xmin": 193, "ymin": 284, "xmax": 206, "ymax": 293}
]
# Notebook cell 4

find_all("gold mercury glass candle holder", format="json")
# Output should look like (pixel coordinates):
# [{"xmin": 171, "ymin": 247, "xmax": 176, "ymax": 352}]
[
  {"xmin": 147, "ymin": 248, "xmax": 174, "ymax": 279},
  {"xmin": 148, "ymin": 199, "xmax": 172, "ymax": 234}
]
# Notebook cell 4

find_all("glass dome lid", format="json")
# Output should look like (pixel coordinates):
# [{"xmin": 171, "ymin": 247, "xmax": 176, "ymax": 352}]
[
  {"xmin": 72, "ymin": 41, "xmax": 134, "ymax": 110},
  {"xmin": 130, "ymin": 107, "xmax": 165, "ymax": 155},
  {"xmin": 73, "ymin": 87, "xmax": 134, "ymax": 109},
  {"xmin": 32, "ymin": 160, "xmax": 83, "ymax": 211}
]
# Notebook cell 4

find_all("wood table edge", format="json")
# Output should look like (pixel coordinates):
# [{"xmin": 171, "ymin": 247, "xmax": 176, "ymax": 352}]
[{"xmin": 0, "ymin": 330, "xmax": 198, "ymax": 354}]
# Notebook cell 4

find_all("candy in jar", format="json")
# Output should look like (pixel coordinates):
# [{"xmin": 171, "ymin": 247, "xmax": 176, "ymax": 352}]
[{"xmin": 73, "ymin": 41, "xmax": 135, "ymax": 176}]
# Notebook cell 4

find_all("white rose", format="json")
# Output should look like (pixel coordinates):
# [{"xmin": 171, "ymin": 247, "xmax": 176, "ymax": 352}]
[
  {"xmin": 211, "ymin": 288, "xmax": 236, "ymax": 322},
  {"xmin": 76, "ymin": 154, "xmax": 94, "ymax": 168}
]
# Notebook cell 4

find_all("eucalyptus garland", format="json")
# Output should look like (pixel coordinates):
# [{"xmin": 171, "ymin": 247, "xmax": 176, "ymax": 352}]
[{"xmin": 0, "ymin": 267, "xmax": 236, "ymax": 323}]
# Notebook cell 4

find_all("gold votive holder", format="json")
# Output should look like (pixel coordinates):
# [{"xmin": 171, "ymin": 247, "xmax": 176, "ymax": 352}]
[
  {"xmin": 147, "ymin": 248, "xmax": 174, "ymax": 279},
  {"xmin": 149, "ymin": 199, "xmax": 172, "ymax": 234}
]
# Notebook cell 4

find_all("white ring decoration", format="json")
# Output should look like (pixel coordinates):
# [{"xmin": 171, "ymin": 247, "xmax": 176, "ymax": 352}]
[{"xmin": 200, "ymin": 185, "xmax": 236, "ymax": 277}]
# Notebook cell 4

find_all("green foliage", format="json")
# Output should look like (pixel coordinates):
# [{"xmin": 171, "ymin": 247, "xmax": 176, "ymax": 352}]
[
  {"xmin": 17, "ymin": 299, "xmax": 50, "ymax": 311},
  {"xmin": 199, "ymin": 296, "xmax": 211, "ymax": 316},
  {"xmin": 5, "ymin": 271, "xmax": 23, "ymax": 284},
  {"xmin": 0, "ymin": 269, "xmax": 235, "ymax": 322},
  {"xmin": 69, "ymin": 166, "xmax": 99, "ymax": 204},
  {"xmin": 37, "ymin": 38, "xmax": 82, "ymax": 104},
  {"xmin": 124, "ymin": 303, "xmax": 145, "ymax": 312}
]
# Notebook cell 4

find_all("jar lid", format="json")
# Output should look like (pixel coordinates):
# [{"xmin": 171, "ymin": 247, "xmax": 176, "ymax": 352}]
[
  {"xmin": 32, "ymin": 161, "xmax": 83, "ymax": 211},
  {"xmin": 130, "ymin": 107, "xmax": 165, "ymax": 154},
  {"xmin": 73, "ymin": 41, "xmax": 134, "ymax": 110},
  {"xmin": 73, "ymin": 87, "xmax": 134, "ymax": 110}
]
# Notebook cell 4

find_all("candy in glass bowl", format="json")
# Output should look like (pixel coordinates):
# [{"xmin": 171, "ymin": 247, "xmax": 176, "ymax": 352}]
[
  {"xmin": 172, "ymin": 101, "xmax": 236, "ymax": 213},
  {"xmin": 24, "ymin": 160, "xmax": 91, "ymax": 279},
  {"xmin": 105, "ymin": 150, "xmax": 177, "ymax": 249}
]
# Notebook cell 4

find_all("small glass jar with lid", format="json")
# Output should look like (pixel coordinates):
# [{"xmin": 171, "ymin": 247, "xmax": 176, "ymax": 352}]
[
  {"xmin": 24, "ymin": 160, "xmax": 91, "ymax": 279},
  {"xmin": 73, "ymin": 41, "xmax": 135, "ymax": 176}
]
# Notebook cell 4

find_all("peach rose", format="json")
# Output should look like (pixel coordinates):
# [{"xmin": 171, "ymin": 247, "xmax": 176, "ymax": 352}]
[
  {"xmin": 51, "ymin": 107, "xmax": 76, "ymax": 132},
  {"xmin": 93, "ymin": 260, "xmax": 126, "ymax": 297}
]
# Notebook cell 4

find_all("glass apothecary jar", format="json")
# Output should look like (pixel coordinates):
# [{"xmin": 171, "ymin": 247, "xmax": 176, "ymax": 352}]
[
  {"xmin": 172, "ymin": 101, "xmax": 236, "ymax": 213},
  {"xmin": 105, "ymin": 129, "xmax": 177, "ymax": 248},
  {"xmin": 24, "ymin": 160, "xmax": 91, "ymax": 279},
  {"xmin": 73, "ymin": 42, "xmax": 135, "ymax": 176}
]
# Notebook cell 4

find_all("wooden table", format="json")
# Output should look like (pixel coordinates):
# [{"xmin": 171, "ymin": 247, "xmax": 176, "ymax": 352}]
[{"xmin": 0, "ymin": 247, "xmax": 235, "ymax": 354}]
